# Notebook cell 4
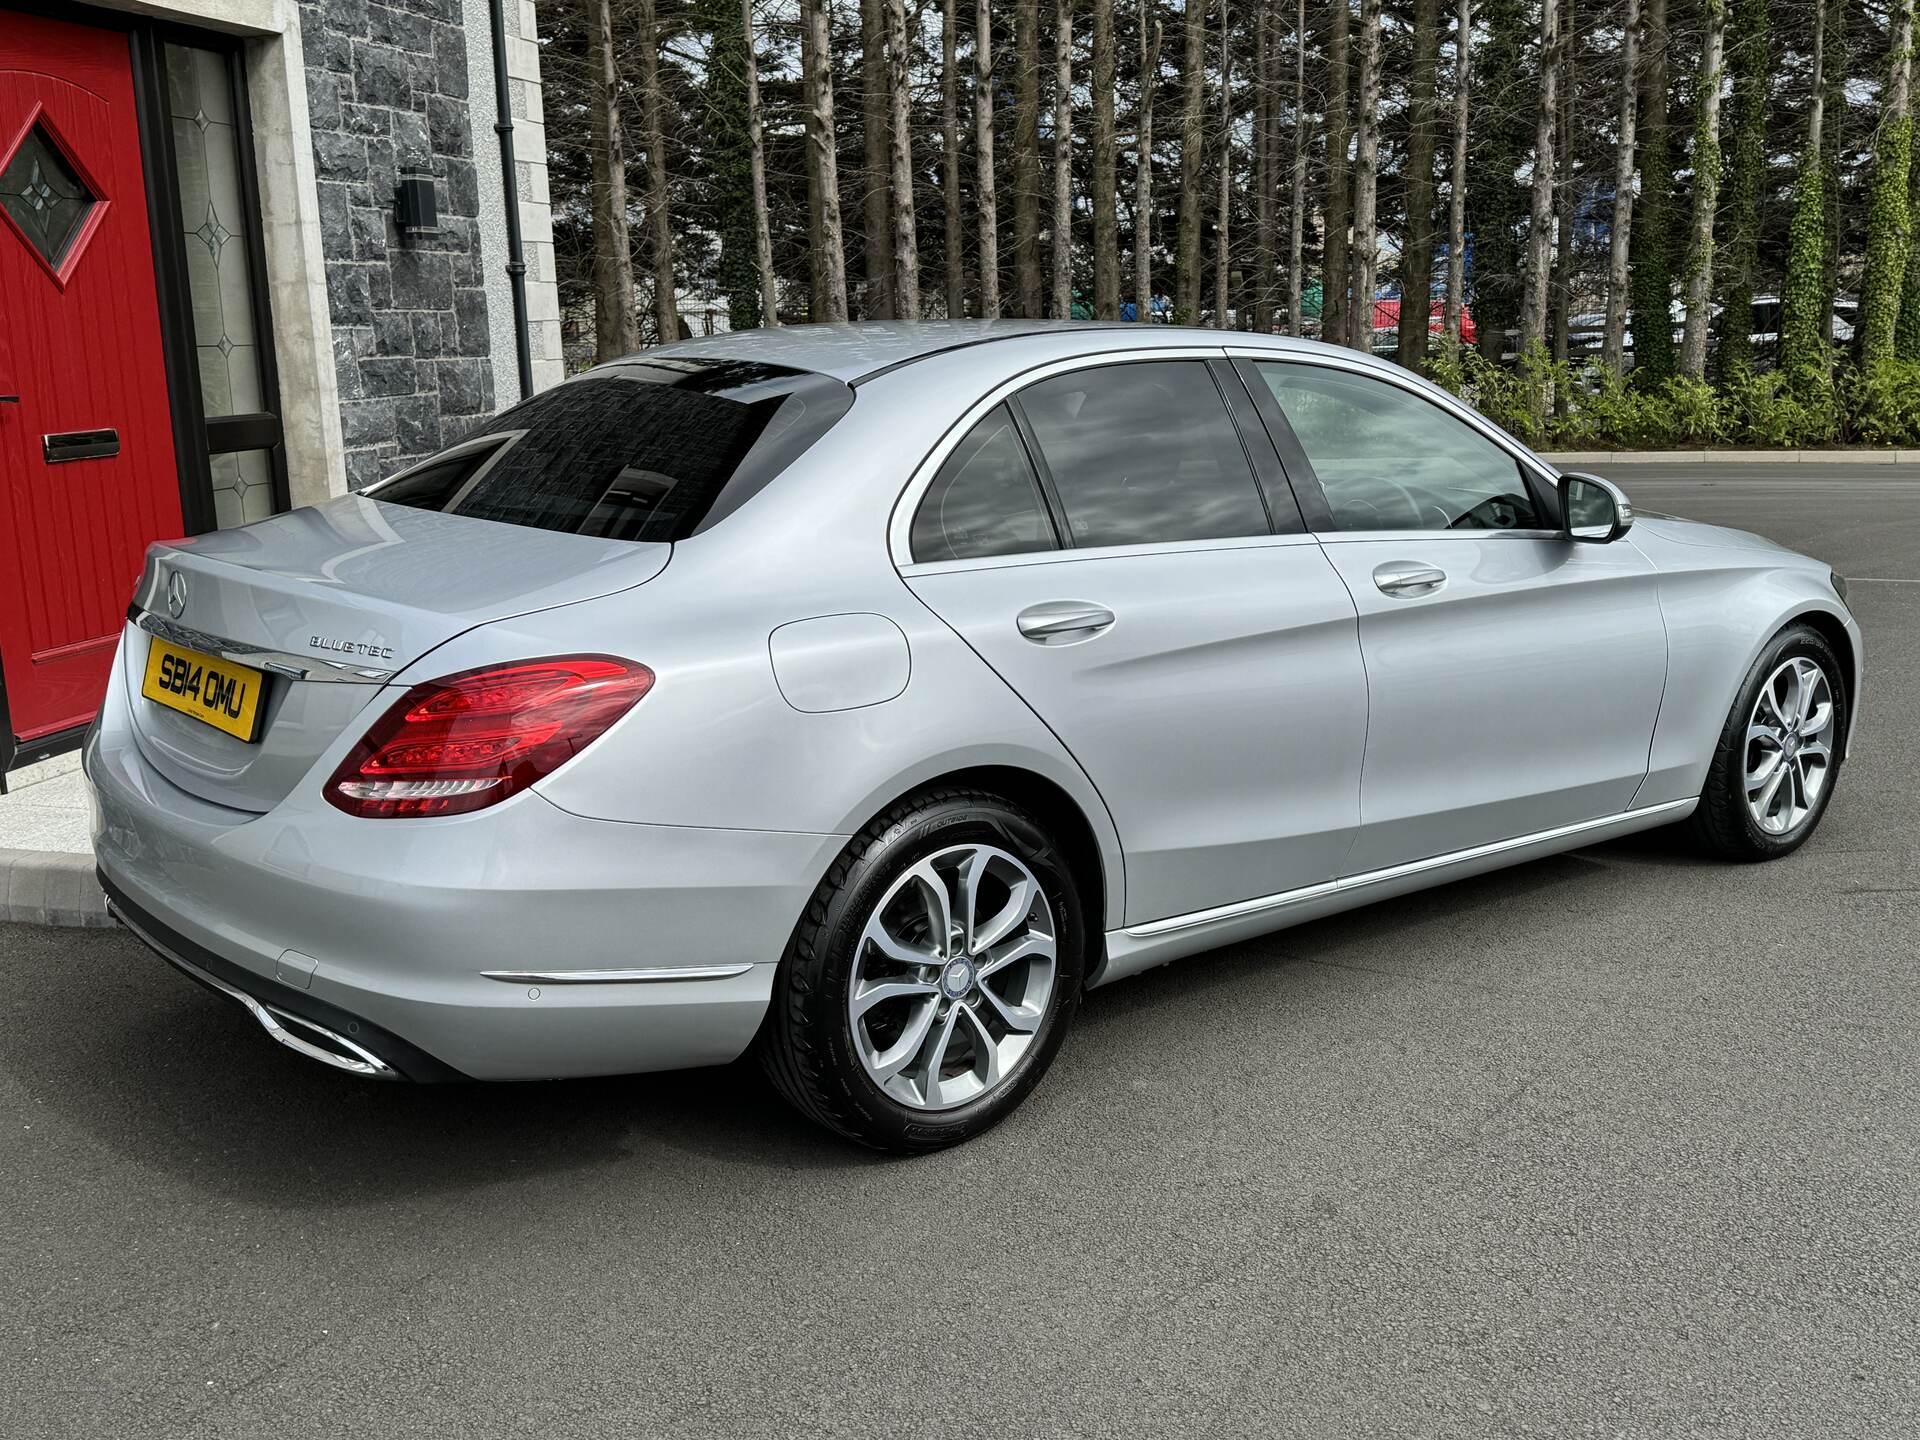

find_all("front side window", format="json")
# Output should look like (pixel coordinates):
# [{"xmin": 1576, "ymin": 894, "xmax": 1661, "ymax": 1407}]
[
  {"xmin": 910, "ymin": 405, "xmax": 1057, "ymax": 562},
  {"xmin": 368, "ymin": 358, "xmax": 853, "ymax": 543},
  {"xmin": 1254, "ymin": 362, "xmax": 1542, "ymax": 533},
  {"xmin": 1017, "ymin": 361, "xmax": 1272, "ymax": 549}
]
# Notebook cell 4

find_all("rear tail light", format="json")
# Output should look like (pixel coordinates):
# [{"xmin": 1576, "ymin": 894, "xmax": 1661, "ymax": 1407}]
[{"xmin": 325, "ymin": 655, "xmax": 653, "ymax": 818}]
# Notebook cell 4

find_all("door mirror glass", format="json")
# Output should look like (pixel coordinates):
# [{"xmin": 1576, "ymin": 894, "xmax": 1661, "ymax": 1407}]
[{"xmin": 1560, "ymin": 472, "xmax": 1634, "ymax": 543}]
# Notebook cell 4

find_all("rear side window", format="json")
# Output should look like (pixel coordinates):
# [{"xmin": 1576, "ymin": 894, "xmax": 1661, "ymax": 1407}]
[
  {"xmin": 910, "ymin": 406, "xmax": 1057, "ymax": 563},
  {"xmin": 367, "ymin": 358, "xmax": 852, "ymax": 542},
  {"xmin": 1016, "ymin": 361, "xmax": 1272, "ymax": 548}
]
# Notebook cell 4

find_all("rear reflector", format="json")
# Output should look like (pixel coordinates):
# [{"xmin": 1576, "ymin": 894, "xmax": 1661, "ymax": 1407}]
[{"xmin": 325, "ymin": 656, "xmax": 653, "ymax": 818}]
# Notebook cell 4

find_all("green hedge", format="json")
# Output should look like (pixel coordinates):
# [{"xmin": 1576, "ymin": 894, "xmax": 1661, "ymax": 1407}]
[{"xmin": 1422, "ymin": 341, "xmax": 1920, "ymax": 450}]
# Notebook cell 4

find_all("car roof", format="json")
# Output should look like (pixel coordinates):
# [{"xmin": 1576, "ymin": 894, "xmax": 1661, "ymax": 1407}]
[
  {"xmin": 634, "ymin": 319, "xmax": 1368, "ymax": 384},
  {"xmin": 633, "ymin": 320, "xmax": 1138, "ymax": 382}
]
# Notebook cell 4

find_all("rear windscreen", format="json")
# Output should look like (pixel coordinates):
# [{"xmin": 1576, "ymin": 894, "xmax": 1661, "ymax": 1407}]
[{"xmin": 367, "ymin": 357, "xmax": 853, "ymax": 542}]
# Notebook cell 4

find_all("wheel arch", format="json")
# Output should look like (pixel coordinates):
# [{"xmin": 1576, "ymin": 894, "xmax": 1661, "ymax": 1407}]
[
  {"xmin": 1782, "ymin": 604, "xmax": 1860, "ymax": 756},
  {"xmin": 841, "ymin": 760, "xmax": 1123, "ymax": 956}
]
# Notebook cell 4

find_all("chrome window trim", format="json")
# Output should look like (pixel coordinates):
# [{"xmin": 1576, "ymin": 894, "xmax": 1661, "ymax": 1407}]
[
  {"xmin": 128, "ymin": 608, "xmax": 398, "ymax": 684},
  {"xmin": 1224, "ymin": 345, "xmax": 1566, "ymax": 517},
  {"xmin": 899, "ymin": 528, "xmax": 1322, "ymax": 579},
  {"xmin": 1314, "ymin": 527, "xmax": 1567, "ymax": 545},
  {"xmin": 887, "ymin": 345, "xmax": 1240, "ymax": 569}
]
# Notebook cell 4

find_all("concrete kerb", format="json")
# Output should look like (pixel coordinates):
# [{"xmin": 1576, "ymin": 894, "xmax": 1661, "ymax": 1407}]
[{"xmin": 2, "ymin": 848, "xmax": 111, "ymax": 929}]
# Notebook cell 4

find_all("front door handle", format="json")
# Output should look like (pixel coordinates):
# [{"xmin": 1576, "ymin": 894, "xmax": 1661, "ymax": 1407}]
[
  {"xmin": 1016, "ymin": 600, "xmax": 1116, "ymax": 644},
  {"xmin": 1373, "ymin": 560, "xmax": 1447, "ymax": 598}
]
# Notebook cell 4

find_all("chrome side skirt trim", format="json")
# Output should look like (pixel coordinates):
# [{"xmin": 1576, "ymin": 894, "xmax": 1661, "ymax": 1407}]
[
  {"xmin": 107, "ymin": 901, "xmax": 398, "ymax": 1079},
  {"xmin": 1127, "ymin": 799, "xmax": 1696, "ymax": 938},
  {"xmin": 128, "ymin": 607, "xmax": 397, "ymax": 684},
  {"xmin": 480, "ymin": 964, "xmax": 756, "ymax": 985},
  {"xmin": 1096, "ymin": 798, "xmax": 1698, "ymax": 986}
]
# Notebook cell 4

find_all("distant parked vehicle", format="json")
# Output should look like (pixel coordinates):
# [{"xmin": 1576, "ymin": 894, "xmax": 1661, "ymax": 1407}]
[{"xmin": 1363, "ymin": 297, "xmax": 1477, "ymax": 352}]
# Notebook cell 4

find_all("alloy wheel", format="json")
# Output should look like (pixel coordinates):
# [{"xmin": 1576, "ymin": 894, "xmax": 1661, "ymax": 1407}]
[
  {"xmin": 847, "ymin": 843, "xmax": 1058, "ymax": 1111},
  {"xmin": 1745, "ymin": 656, "xmax": 1835, "ymax": 837}
]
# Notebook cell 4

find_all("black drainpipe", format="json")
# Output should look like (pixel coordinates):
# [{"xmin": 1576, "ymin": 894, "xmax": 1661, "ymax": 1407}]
[{"xmin": 488, "ymin": 0, "xmax": 535, "ymax": 399}]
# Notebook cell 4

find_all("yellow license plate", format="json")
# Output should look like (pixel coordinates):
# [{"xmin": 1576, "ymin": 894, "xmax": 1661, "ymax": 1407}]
[{"xmin": 140, "ymin": 638, "xmax": 267, "ymax": 743}]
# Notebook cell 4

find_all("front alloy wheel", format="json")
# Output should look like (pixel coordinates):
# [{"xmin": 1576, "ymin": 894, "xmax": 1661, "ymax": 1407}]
[
  {"xmin": 1744, "ymin": 656, "xmax": 1836, "ymax": 837},
  {"xmin": 1691, "ymin": 622, "xmax": 1847, "ymax": 860}
]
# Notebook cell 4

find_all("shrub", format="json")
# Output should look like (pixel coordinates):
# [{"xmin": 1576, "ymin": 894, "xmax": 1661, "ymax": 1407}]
[
  {"xmin": 1840, "ymin": 359, "xmax": 1920, "ymax": 445},
  {"xmin": 1720, "ymin": 367, "xmax": 1840, "ymax": 448}
]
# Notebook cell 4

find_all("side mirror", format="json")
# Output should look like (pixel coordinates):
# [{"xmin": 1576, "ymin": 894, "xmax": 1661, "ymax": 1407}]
[{"xmin": 1559, "ymin": 471, "xmax": 1634, "ymax": 544}]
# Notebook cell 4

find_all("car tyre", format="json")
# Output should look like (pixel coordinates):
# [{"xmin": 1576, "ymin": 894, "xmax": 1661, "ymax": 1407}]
[
  {"xmin": 759, "ymin": 788, "xmax": 1085, "ymax": 1153},
  {"xmin": 1688, "ymin": 622, "xmax": 1847, "ymax": 861}
]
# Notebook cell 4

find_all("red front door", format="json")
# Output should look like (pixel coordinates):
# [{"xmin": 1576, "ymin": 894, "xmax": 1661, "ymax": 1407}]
[{"xmin": 0, "ymin": 11, "xmax": 182, "ymax": 746}]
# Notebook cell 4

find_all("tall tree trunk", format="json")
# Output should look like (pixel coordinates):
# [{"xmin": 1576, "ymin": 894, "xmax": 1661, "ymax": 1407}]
[
  {"xmin": 1629, "ymin": 0, "xmax": 1674, "ymax": 379},
  {"xmin": 1093, "ymin": 0, "xmax": 1120, "ymax": 316},
  {"xmin": 1322, "ymin": 0, "xmax": 1352, "ymax": 344},
  {"xmin": 1253, "ymin": 0, "xmax": 1275, "ymax": 332},
  {"xmin": 1013, "ymin": 0, "xmax": 1044, "ymax": 316},
  {"xmin": 887, "ymin": 0, "xmax": 921, "ymax": 317},
  {"xmin": 975, "ymin": 0, "xmax": 1001, "ymax": 316},
  {"xmin": 1901, "ymin": 95, "xmax": 1920, "ymax": 356},
  {"xmin": 1778, "ymin": 0, "xmax": 1827, "ymax": 382},
  {"xmin": 944, "ymin": 0, "xmax": 965, "ymax": 316},
  {"xmin": 861, "ymin": 0, "xmax": 894, "ymax": 318},
  {"xmin": 1860, "ymin": 0, "xmax": 1915, "ymax": 366},
  {"xmin": 1678, "ymin": 0, "xmax": 1727, "ymax": 377},
  {"xmin": 1173, "ymin": 0, "xmax": 1209, "ymax": 322},
  {"xmin": 1289, "ymin": 0, "xmax": 1308, "ymax": 335},
  {"xmin": 1551, "ymin": 0, "xmax": 1576, "ymax": 393},
  {"xmin": 1397, "ymin": 0, "xmax": 1442, "ymax": 365},
  {"xmin": 1518, "ymin": 0, "xmax": 1558, "ymax": 365},
  {"xmin": 1821, "ymin": 0, "xmax": 1846, "ymax": 343},
  {"xmin": 1348, "ymin": 0, "xmax": 1383, "ymax": 351},
  {"xmin": 1215, "ymin": 0, "xmax": 1232, "ymax": 326},
  {"xmin": 1601, "ymin": 0, "xmax": 1640, "ymax": 373},
  {"xmin": 1052, "ymin": 0, "xmax": 1074, "ymax": 317},
  {"xmin": 1442, "ymin": 0, "xmax": 1471, "ymax": 348},
  {"xmin": 1136, "ymin": 10, "xmax": 1162, "ymax": 321},
  {"xmin": 588, "ymin": 0, "xmax": 635, "ymax": 360},
  {"xmin": 803, "ymin": 0, "xmax": 849, "ymax": 321},
  {"xmin": 1470, "ymin": 0, "xmax": 1526, "ymax": 358},
  {"xmin": 743, "ymin": 0, "xmax": 779, "ymax": 326},
  {"xmin": 1715, "ymin": 0, "xmax": 1768, "ymax": 374},
  {"xmin": 804, "ymin": 0, "xmax": 826, "ymax": 317},
  {"xmin": 638, "ymin": 0, "xmax": 677, "ymax": 344}
]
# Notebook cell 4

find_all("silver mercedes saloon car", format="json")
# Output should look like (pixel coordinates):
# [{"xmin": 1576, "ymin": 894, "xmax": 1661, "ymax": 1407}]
[{"xmin": 89, "ymin": 322, "xmax": 1862, "ymax": 1151}]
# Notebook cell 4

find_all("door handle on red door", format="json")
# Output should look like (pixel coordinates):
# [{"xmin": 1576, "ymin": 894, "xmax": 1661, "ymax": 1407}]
[
  {"xmin": 1016, "ymin": 601, "xmax": 1116, "ymax": 644},
  {"xmin": 1373, "ymin": 560, "xmax": 1447, "ymax": 597}
]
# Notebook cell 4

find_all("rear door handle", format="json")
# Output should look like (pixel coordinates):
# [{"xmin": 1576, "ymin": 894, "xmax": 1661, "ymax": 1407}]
[
  {"xmin": 1373, "ymin": 560, "xmax": 1447, "ymax": 597},
  {"xmin": 1016, "ymin": 600, "xmax": 1116, "ymax": 644}
]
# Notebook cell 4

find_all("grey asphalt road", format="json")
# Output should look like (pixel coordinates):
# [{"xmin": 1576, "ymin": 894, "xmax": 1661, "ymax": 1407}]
[{"xmin": 3, "ymin": 465, "xmax": 1916, "ymax": 1439}]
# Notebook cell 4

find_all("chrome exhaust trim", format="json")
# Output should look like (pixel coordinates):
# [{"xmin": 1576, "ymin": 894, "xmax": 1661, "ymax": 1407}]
[{"xmin": 107, "ymin": 901, "xmax": 398, "ymax": 1080}]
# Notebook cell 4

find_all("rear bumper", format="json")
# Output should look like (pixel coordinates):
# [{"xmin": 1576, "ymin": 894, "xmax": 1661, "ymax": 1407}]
[
  {"xmin": 103, "ymin": 874, "xmax": 460, "ymax": 1082},
  {"xmin": 87, "ymin": 655, "xmax": 844, "ymax": 1082}
]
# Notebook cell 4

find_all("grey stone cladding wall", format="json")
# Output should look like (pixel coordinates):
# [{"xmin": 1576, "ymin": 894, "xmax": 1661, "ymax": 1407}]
[{"xmin": 300, "ymin": 0, "xmax": 495, "ymax": 490}]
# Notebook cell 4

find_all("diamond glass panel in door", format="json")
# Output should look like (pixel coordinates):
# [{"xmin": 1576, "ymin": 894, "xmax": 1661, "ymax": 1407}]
[
  {"xmin": 0, "ymin": 121, "xmax": 98, "ymax": 269},
  {"xmin": 210, "ymin": 448, "xmax": 276, "ymax": 528},
  {"xmin": 166, "ymin": 44, "xmax": 266, "ymax": 429}
]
